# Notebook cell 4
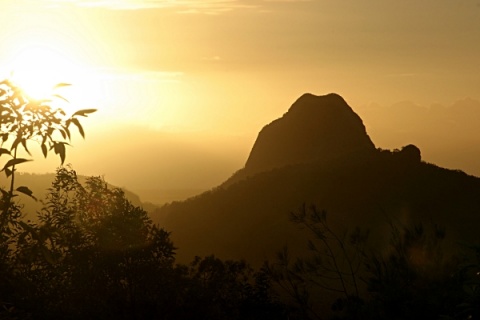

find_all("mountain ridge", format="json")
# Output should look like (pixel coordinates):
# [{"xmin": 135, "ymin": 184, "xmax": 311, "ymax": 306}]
[
  {"xmin": 243, "ymin": 93, "xmax": 376, "ymax": 178},
  {"xmin": 153, "ymin": 93, "xmax": 480, "ymax": 264}
]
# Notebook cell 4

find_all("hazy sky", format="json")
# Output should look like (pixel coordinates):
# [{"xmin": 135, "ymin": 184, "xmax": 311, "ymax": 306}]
[{"xmin": 1, "ymin": 0, "xmax": 479, "ymax": 202}]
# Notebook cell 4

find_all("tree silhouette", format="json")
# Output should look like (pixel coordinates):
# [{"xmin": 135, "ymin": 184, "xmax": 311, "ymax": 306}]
[
  {"xmin": 0, "ymin": 78, "xmax": 95, "ymax": 317},
  {"xmin": 267, "ymin": 205, "xmax": 368, "ymax": 319},
  {"xmin": 0, "ymin": 79, "xmax": 95, "ymax": 231},
  {"xmin": 7, "ymin": 167, "xmax": 287, "ymax": 319},
  {"xmin": 0, "ymin": 76, "xmax": 288, "ymax": 319},
  {"xmin": 268, "ymin": 205, "xmax": 479, "ymax": 320},
  {"xmin": 12, "ymin": 167, "xmax": 176, "ymax": 318},
  {"xmin": 363, "ymin": 223, "xmax": 465, "ymax": 320}
]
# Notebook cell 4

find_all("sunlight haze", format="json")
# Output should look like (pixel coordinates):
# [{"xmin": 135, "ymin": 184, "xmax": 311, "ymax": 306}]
[{"xmin": 1, "ymin": 0, "xmax": 479, "ymax": 204}]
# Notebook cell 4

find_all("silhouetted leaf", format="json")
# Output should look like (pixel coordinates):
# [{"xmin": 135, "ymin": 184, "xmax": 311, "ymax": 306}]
[
  {"xmin": 54, "ymin": 142, "xmax": 67, "ymax": 164},
  {"xmin": 16, "ymin": 186, "xmax": 37, "ymax": 201},
  {"xmin": 21, "ymin": 139, "xmax": 32, "ymax": 156},
  {"xmin": 0, "ymin": 148, "xmax": 10, "ymax": 156},
  {"xmin": 41, "ymin": 143, "xmax": 48, "ymax": 158},
  {"xmin": 53, "ymin": 83, "xmax": 72, "ymax": 89},
  {"xmin": 0, "ymin": 188, "xmax": 8, "ymax": 199},
  {"xmin": 18, "ymin": 221, "xmax": 35, "ymax": 234},
  {"xmin": 71, "ymin": 118, "xmax": 85, "ymax": 138},
  {"xmin": 64, "ymin": 126, "xmax": 71, "ymax": 140},
  {"xmin": 11, "ymin": 136, "xmax": 22, "ymax": 150},
  {"xmin": 42, "ymin": 245, "xmax": 56, "ymax": 264},
  {"xmin": 53, "ymin": 94, "xmax": 69, "ymax": 103},
  {"xmin": 72, "ymin": 109, "xmax": 97, "ymax": 117},
  {"xmin": 5, "ymin": 168, "xmax": 12, "ymax": 177},
  {"xmin": 2, "ymin": 158, "xmax": 31, "ymax": 171}
]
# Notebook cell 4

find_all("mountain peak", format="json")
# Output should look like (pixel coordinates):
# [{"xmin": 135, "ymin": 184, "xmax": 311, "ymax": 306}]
[
  {"xmin": 243, "ymin": 93, "xmax": 376, "ymax": 175},
  {"xmin": 293, "ymin": 92, "xmax": 344, "ymax": 104}
]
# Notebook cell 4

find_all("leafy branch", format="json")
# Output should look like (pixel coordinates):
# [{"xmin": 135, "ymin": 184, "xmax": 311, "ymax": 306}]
[{"xmin": 0, "ymin": 78, "xmax": 96, "ymax": 230}]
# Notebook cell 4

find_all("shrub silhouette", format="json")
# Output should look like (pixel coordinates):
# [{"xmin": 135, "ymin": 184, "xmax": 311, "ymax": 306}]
[
  {"xmin": 363, "ymin": 223, "xmax": 464, "ymax": 320},
  {"xmin": 2, "ymin": 167, "xmax": 286, "ymax": 319},
  {"xmin": 0, "ymin": 79, "xmax": 95, "ymax": 263},
  {"xmin": 11, "ymin": 167, "xmax": 175, "ymax": 318},
  {"xmin": 266, "ymin": 205, "xmax": 368, "ymax": 319},
  {"xmin": 0, "ymin": 77, "xmax": 286, "ymax": 319},
  {"xmin": 268, "ymin": 206, "xmax": 478, "ymax": 320},
  {"xmin": 0, "ymin": 78, "xmax": 95, "ymax": 317}
]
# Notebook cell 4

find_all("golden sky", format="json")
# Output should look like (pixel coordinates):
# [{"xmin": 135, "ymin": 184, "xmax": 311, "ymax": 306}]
[{"xmin": 1, "ymin": 0, "xmax": 480, "ymax": 202}]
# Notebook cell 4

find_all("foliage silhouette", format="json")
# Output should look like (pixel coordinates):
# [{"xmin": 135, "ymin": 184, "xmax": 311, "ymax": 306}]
[
  {"xmin": 0, "ymin": 76, "xmax": 287, "ymax": 319},
  {"xmin": 361, "ymin": 222, "xmax": 465, "ymax": 320},
  {"xmin": 177, "ymin": 255, "xmax": 287, "ymax": 320},
  {"xmin": 452, "ymin": 244, "xmax": 480, "ymax": 320},
  {"xmin": 267, "ymin": 206, "xmax": 480, "ymax": 320},
  {"xmin": 1, "ymin": 167, "xmax": 286, "ymax": 319},
  {"xmin": 0, "ymin": 78, "xmax": 95, "ymax": 317},
  {"xmin": 267, "ymin": 205, "xmax": 368, "ymax": 319},
  {"xmin": 0, "ymin": 78, "xmax": 95, "ymax": 233},
  {"xmin": 12, "ymin": 167, "xmax": 177, "ymax": 318}
]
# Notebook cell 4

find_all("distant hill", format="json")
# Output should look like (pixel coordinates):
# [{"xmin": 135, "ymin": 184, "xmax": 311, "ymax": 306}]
[
  {"xmin": 1, "ymin": 172, "xmax": 158, "ymax": 217},
  {"xmin": 153, "ymin": 93, "xmax": 480, "ymax": 265}
]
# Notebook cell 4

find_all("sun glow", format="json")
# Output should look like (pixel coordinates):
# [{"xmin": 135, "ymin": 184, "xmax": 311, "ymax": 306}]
[{"xmin": 8, "ymin": 45, "xmax": 85, "ymax": 101}]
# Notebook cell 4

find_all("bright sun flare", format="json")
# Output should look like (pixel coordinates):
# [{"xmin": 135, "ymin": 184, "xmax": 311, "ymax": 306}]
[{"xmin": 8, "ymin": 45, "xmax": 85, "ymax": 103}]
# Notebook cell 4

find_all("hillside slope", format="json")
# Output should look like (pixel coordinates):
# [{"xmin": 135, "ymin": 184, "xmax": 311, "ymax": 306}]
[{"xmin": 154, "ymin": 94, "xmax": 480, "ymax": 264}]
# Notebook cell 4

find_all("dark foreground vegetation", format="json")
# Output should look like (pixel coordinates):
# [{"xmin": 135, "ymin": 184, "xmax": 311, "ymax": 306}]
[
  {"xmin": 1, "ymin": 168, "xmax": 287, "ymax": 319},
  {"xmin": 1, "ymin": 169, "xmax": 479, "ymax": 319},
  {"xmin": 269, "ymin": 205, "xmax": 480, "ymax": 320},
  {"xmin": 1, "ymin": 80, "xmax": 479, "ymax": 319}
]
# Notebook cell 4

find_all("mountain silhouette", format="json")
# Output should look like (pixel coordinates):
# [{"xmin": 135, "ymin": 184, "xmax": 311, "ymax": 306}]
[
  {"xmin": 245, "ymin": 93, "xmax": 375, "ymax": 175},
  {"xmin": 153, "ymin": 93, "xmax": 480, "ymax": 265}
]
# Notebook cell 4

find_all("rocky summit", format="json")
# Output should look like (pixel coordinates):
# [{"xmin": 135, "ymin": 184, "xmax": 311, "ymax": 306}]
[
  {"xmin": 244, "ymin": 93, "xmax": 376, "ymax": 176},
  {"xmin": 154, "ymin": 93, "xmax": 480, "ymax": 265}
]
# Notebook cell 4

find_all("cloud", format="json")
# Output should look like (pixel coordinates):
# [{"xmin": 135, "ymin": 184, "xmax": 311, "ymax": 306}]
[{"xmin": 39, "ymin": 0, "xmax": 257, "ymax": 13}]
